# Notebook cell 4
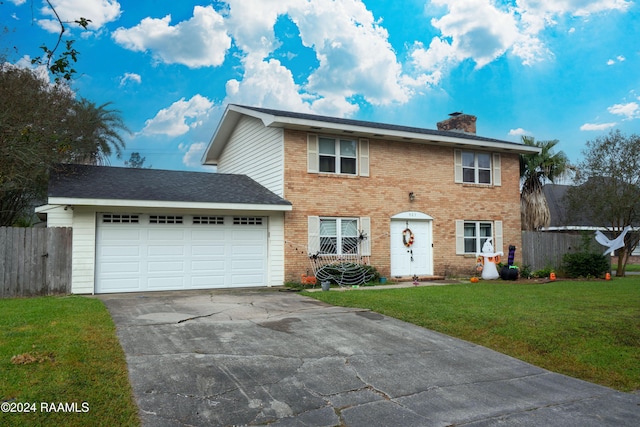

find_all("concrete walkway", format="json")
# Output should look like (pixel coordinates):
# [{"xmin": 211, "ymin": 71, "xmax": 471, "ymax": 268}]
[{"xmin": 100, "ymin": 289, "xmax": 640, "ymax": 426}]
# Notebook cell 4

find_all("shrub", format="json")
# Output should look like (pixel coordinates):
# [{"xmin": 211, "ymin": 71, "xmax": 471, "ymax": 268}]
[{"xmin": 562, "ymin": 252, "xmax": 610, "ymax": 278}]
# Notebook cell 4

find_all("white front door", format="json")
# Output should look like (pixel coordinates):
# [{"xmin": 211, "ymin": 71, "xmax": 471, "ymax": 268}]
[{"xmin": 390, "ymin": 213, "xmax": 433, "ymax": 277}]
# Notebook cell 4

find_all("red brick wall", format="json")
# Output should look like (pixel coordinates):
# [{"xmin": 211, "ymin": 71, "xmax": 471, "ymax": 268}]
[{"xmin": 282, "ymin": 129, "xmax": 522, "ymax": 282}]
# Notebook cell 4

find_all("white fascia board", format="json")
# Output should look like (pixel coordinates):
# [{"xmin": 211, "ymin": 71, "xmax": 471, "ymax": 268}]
[
  {"xmin": 47, "ymin": 197, "xmax": 292, "ymax": 212},
  {"xmin": 243, "ymin": 107, "xmax": 540, "ymax": 155}
]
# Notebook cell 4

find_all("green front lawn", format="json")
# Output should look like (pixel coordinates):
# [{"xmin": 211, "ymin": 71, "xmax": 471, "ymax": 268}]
[
  {"xmin": 0, "ymin": 296, "xmax": 139, "ymax": 427},
  {"xmin": 304, "ymin": 278, "xmax": 640, "ymax": 392}
]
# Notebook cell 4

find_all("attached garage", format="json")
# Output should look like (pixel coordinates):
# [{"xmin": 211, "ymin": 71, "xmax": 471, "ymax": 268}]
[
  {"xmin": 37, "ymin": 165, "xmax": 291, "ymax": 294},
  {"xmin": 95, "ymin": 214, "xmax": 268, "ymax": 293}
]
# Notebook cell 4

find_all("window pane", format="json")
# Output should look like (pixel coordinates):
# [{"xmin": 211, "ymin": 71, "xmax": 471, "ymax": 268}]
[
  {"xmin": 464, "ymin": 238, "xmax": 476, "ymax": 253},
  {"xmin": 480, "ymin": 223, "xmax": 492, "ymax": 237},
  {"xmin": 464, "ymin": 223, "xmax": 476, "ymax": 237},
  {"xmin": 320, "ymin": 219, "xmax": 337, "ymax": 236},
  {"xmin": 341, "ymin": 219, "xmax": 358, "ymax": 236},
  {"xmin": 319, "ymin": 138, "xmax": 335, "ymax": 154},
  {"xmin": 463, "ymin": 168, "xmax": 475, "ymax": 183},
  {"xmin": 477, "ymin": 153, "xmax": 491, "ymax": 169},
  {"xmin": 478, "ymin": 169, "xmax": 491, "ymax": 184},
  {"xmin": 342, "ymin": 237, "xmax": 359, "ymax": 254},
  {"xmin": 320, "ymin": 237, "xmax": 337, "ymax": 254},
  {"xmin": 319, "ymin": 155, "xmax": 336, "ymax": 173},
  {"xmin": 341, "ymin": 158, "xmax": 356, "ymax": 174},
  {"xmin": 462, "ymin": 152, "xmax": 475, "ymax": 167},
  {"xmin": 340, "ymin": 140, "xmax": 356, "ymax": 157}
]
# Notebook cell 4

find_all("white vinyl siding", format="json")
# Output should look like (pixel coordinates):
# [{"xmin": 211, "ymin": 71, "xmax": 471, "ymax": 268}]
[
  {"xmin": 454, "ymin": 150, "xmax": 501, "ymax": 185},
  {"xmin": 70, "ymin": 209, "xmax": 97, "ymax": 294},
  {"xmin": 217, "ymin": 115, "xmax": 285, "ymax": 196},
  {"xmin": 268, "ymin": 214, "xmax": 286, "ymax": 286}
]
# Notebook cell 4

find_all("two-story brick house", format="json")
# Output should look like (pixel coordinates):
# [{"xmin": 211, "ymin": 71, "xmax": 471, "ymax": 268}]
[
  {"xmin": 203, "ymin": 104, "xmax": 540, "ymax": 282},
  {"xmin": 36, "ymin": 104, "xmax": 539, "ymax": 294}
]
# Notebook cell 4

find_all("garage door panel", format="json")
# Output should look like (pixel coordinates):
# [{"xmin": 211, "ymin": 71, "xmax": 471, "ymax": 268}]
[
  {"xmin": 191, "ymin": 259, "xmax": 225, "ymax": 271},
  {"xmin": 100, "ymin": 228, "xmax": 141, "ymax": 240},
  {"xmin": 96, "ymin": 214, "xmax": 267, "ymax": 293},
  {"xmin": 191, "ymin": 244, "xmax": 225, "ymax": 256},
  {"xmin": 100, "ymin": 278, "xmax": 141, "ymax": 292},
  {"xmin": 148, "ymin": 276, "xmax": 184, "ymax": 289},
  {"xmin": 148, "ymin": 229, "xmax": 185, "ymax": 240},
  {"xmin": 147, "ymin": 245, "xmax": 184, "ymax": 257},
  {"xmin": 101, "ymin": 246, "xmax": 140, "ymax": 257},
  {"xmin": 101, "ymin": 261, "xmax": 140, "ymax": 274}
]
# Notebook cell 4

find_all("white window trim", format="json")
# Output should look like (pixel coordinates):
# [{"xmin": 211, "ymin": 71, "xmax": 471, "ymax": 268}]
[
  {"xmin": 454, "ymin": 150, "xmax": 501, "ymax": 186},
  {"xmin": 308, "ymin": 216, "xmax": 371, "ymax": 256},
  {"xmin": 455, "ymin": 220, "xmax": 503, "ymax": 255},
  {"xmin": 308, "ymin": 134, "xmax": 369, "ymax": 177},
  {"xmin": 318, "ymin": 137, "xmax": 357, "ymax": 175}
]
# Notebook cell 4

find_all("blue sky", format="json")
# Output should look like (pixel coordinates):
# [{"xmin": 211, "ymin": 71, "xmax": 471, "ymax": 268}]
[{"xmin": 3, "ymin": 0, "xmax": 639, "ymax": 172}]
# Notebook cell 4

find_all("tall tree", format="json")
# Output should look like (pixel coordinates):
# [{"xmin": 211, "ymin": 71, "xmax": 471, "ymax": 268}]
[
  {"xmin": 0, "ymin": 64, "xmax": 128, "ymax": 225},
  {"xmin": 520, "ymin": 136, "xmax": 569, "ymax": 230},
  {"xmin": 564, "ymin": 130, "xmax": 640, "ymax": 276},
  {"xmin": 125, "ymin": 152, "xmax": 150, "ymax": 169}
]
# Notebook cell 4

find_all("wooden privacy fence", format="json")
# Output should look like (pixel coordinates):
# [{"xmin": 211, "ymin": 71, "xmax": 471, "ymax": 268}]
[
  {"xmin": 0, "ymin": 227, "xmax": 72, "ymax": 298},
  {"xmin": 521, "ymin": 231, "xmax": 584, "ymax": 272}
]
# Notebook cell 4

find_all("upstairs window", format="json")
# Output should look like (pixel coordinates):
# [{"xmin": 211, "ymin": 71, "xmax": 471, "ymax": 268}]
[
  {"xmin": 462, "ymin": 151, "xmax": 491, "ymax": 184},
  {"xmin": 455, "ymin": 150, "xmax": 500, "ymax": 185},
  {"xmin": 319, "ymin": 137, "xmax": 357, "ymax": 175}
]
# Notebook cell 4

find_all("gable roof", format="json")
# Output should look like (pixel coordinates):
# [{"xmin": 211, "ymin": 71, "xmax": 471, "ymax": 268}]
[
  {"xmin": 45, "ymin": 164, "xmax": 292, "ymax": 211},
  {"xmin": 203, "ymin": 104, "xmax": 541, "ymax": 165},
  {"xmin": 543, "ymin": 183, "xmax": 640, "ymax": 230}
]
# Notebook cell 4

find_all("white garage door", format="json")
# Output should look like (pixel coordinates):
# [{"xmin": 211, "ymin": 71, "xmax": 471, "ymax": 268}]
[{"xmin": 95, "ymin": 213, "xmax": 267, "ymax": 293}]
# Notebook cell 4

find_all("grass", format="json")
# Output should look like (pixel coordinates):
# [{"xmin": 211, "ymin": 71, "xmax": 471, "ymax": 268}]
[
  {"xmin": 303, "ymin": 278, "xmax": 640, "ymax": 392},
  {"xmin": 0, "ymin": 296, "xmax": 139, "ymax": 427},
  {"xmin": 614, "ymin": 263, "xmax": 640, "ymax": 272}
]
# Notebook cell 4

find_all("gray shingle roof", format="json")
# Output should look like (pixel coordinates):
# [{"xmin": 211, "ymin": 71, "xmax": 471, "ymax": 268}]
[
  {"xmin": 234, "ymin": 104, "xmax": 520, "ymax": 146},
  {"xmin": 49, "ymin": 164, "xmax": 291, "ymax": 206}
]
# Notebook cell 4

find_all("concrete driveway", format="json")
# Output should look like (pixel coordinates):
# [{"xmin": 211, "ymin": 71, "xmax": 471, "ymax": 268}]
[{"xmin": 100, "ymin": 289, "xmax": 640, "ymax": 426}]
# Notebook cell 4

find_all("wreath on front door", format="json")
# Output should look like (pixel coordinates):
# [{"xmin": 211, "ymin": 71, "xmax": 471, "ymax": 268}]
[{"xmin": 402, "ymin": 228, "xmax": 415, "ymax": 247}]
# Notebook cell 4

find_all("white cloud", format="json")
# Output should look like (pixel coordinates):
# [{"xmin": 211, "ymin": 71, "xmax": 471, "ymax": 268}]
[
  {"xmin": 220, "ymin": 0, "xmax": 412, "ymax": 115},
  {"xmin": 412, "ymin": 0, "xmax": 631, "ymax": 72},
  {"xmin": 112, "ymin": 6, "xmax": 231, "ymax": 68},
  {"xmin": 224, "ymin": 56, "xmax": 315, "ymax": 114},
  {"xmin": 8, "ymin": 0, "xmax": 26, "ymax": 5},
  {"xmin": 119, "ymin": 72, "xmax": 141, "ymax": 87},
  {"xmin": 580, "ymin": 122, "xmax": 617, "ymax": 131},
  {"xmin": 140, "ymin": 95, "xmax": 214, "ymax": 137},
  {"xmin": 180, "ymin": 142, "xmax": 208, "ymax": 168},
  {"xmin": 288, "ymin": 0, "xmax": 411, "ymax": 106},
  {"xmin": 608, "ymin": 102, "xmax": 639, "ymax": 119},
  {"xmin": 509, "ymin": 128, "xmax": 530, "ymax": 136},
  {"xmin": 38, "ymin": 0, "xmax": 121, "ymax": 32}
]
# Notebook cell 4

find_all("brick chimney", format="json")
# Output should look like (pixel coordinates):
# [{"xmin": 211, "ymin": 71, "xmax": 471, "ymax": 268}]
[{"xmin": 437, "ymin": 112, "xmax": 477, "ymax": 134}]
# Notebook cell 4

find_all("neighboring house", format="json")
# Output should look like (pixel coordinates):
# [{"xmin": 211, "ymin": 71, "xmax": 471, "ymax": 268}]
[
  {"xmin": 543, "ymin": 184, "xmax": 640, "ymax": 256},
  {"xmin": 36, "ymin": 164, "xmax": 291, "ymax": 294},
  {"xmin": 203, "ymin": 105, "xmax": 540, "ymax": 284}
]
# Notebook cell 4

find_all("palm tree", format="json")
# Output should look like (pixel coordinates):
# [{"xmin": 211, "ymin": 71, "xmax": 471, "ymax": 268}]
[
  {"xmin": 520, "ymin": 136, "xmax": 569, "ymax": 230},
  {"xmin": 67, "ymin": 99, "xmax": 129, "ymax": 165}
]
